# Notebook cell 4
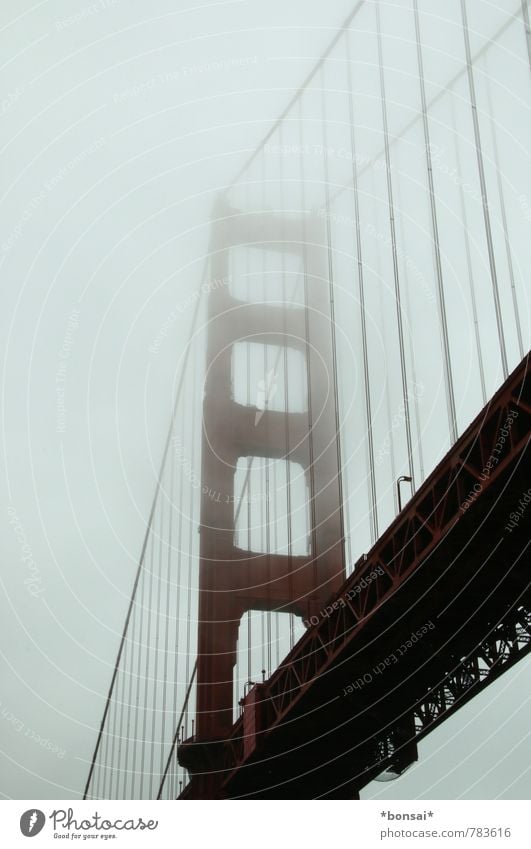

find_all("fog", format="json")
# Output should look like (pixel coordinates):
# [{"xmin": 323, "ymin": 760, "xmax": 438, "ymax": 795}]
[{"xmin": 1, "ymin": 0, "xmax": 529, "ymax": 800}]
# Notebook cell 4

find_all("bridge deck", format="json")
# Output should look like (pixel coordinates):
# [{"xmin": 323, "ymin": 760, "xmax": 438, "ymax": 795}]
[{"xmin": 180, "ymin": 355, "xmax": 530, "ymax": 799}]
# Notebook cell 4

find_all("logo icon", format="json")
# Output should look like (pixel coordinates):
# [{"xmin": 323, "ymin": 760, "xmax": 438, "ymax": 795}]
[
  {"xmin": 20, "ymin": 810, "xmax": 45, "ymax": 837},
  {"xmin": 255, "ymin": 369, "xmax": 278, "ymax": 425}
]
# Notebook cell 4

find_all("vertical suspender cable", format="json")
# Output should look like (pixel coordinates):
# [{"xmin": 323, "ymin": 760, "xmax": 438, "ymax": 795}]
[
  {"xmin": 160, "ymin": 444, "xmax": 174, "ymax": 791},
  {"xmin": 122, "ymin": 607, "xmax": 135, "ymax": 798},
  {"xmin": 245, "ymin": 233, "xmax": 252, "ymax": 685},
  {"xmin": 266, "ymin": 460, "xmax": 272, "ymax": 675},
  {"xmin": 297, "ymin": 101, "xmax": 317, "ymax": 598},
  {"xmin": 370, "ymin": 167, "xmax": 398, "ymax": 507},
  {"xmin": 170, "ymin": 408, "xmax": 184, "ymax": 799},
  {"xmin": 375, "ymin": 0, "xmax": 415, "ymax": 491},
  {"xmin": 522, "ymin": 0, "xmax": 531, "ymax": 70},
  {"xmin": 413, "ymin": 0, "xmax": 458, "ymax": 443},
  {"xmin": 232, "ymin": 214, "xmax": 245, "ymax": 704},
  {"xmin": 273, "ymin": 450, "xmax": 280, "ymax": 667},
  {"xmin": 83, "ymin": 266, "xmax": 207, "ymax": 799},
  {"xmin": 185, "ymin": 327, "xmax": 199, "ymax": 737},
  {"xmin": 98, "ymin": 692, "xmax": 109, "ymax": 799},
  {"xmin": 259, "ymin": 156, "xmax": 265, "ymax": 673},
  {"xmin": 320, "ymin": 67, "xmax": 346, "ymax": 568},
  {"xmin": 460, "ymin": 0, "xmax": 508, "ymax": 378},
  {"xmin": 484, "ymin": 50, "xmax": 524, "ymax": 359},
  {"xmin": 270, "ymin": 226, "xmax": 280, "ymax": 658},
  {"xmin": 106, "ymin": 662, "xmax": 119, "ymax": 799},
  {"xmin": 149, "ymin": 504, "xmax": 164, "ymax": 798},
  {"xmin": 450, "ymin": 94, "xmax": 487, "ymax": 405},
  {"xmin": 122, "ymin": 636, "xmax": 136, "ymax": 799},
  {"xmin": 116, "ymin": 639, "xmax": 128, "ymax": 799},
  {"xmin": 320, "ymin": 12, "xmax": 517, "ymax": 214},
  {"xmin": 174, "ymin": 398, "xmax": 189, "ymax": 796},
  {"xmin": 279, "ymin": 123, "xmax": 295, "ymax": 649},
  {"xmin": 394, "ymin": 161, "xmax": 426, "ymax": 482},
  {"xmin": 157, "ymin": 661, "xmax": 197, "ymax": 799},
  {"xmin": 261, "ymin": 171, "xmax": 267, "ymax": 674},
  {"xmin": 262, "ymin": 152, "xmax": 272, "ymax": 677},
  {"xmin": 139, "ymin": 531, "xmax": 155, "ymax": 799},
  {"xmin": 130, "ymin": 558, "xmax": 145, "ymax": 799},
  {"xmin": 345, "ymin": 30, "xmax": 379, "ymax": 544},
  {"xmin": 110, "ymin": 673, "xmax": 123, "ymax": 799},
  {"xmin": 93, "ymin": 710, "xmax": 104, "ymax": 799}
]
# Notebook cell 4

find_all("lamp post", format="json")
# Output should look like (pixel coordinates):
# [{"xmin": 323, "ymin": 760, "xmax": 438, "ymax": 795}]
[{"xmin": 397, "ymin": 475, "xmax": 413, "ymax": 513}]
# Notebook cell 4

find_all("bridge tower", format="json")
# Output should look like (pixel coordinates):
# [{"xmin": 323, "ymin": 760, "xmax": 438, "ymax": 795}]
[{"xmin": 179, "ymin": 197, "xmax": 346, "ymax": 794}]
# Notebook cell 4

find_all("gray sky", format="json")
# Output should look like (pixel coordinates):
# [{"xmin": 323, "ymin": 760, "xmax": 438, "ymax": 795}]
[{"xmin": 0, "ymin": 0, "xmax": 529, "ymax": 800}]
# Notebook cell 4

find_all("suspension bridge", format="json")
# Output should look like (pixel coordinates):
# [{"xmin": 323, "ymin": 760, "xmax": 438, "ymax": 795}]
[{"xmin": 83, "ymin": 0, "xmax": 530, "ymax": 800}]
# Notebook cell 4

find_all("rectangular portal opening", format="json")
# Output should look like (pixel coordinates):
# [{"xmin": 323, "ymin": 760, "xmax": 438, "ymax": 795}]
[
  {"xmin": 232, "ymin": 341, "xmax": 307, "ymax": 414},
  {"xmin": 234, "ymin": 456, "xmax": 310, "ymax": 556},
  {"xmin": 233, "ymin": 610, "xmax": 306, "ymax": 721}
]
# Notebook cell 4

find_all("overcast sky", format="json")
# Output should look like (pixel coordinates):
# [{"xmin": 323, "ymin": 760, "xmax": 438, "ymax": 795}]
[{"xmin": 0, "ymin": 0, "xmax": 529, "ymax": 801}]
